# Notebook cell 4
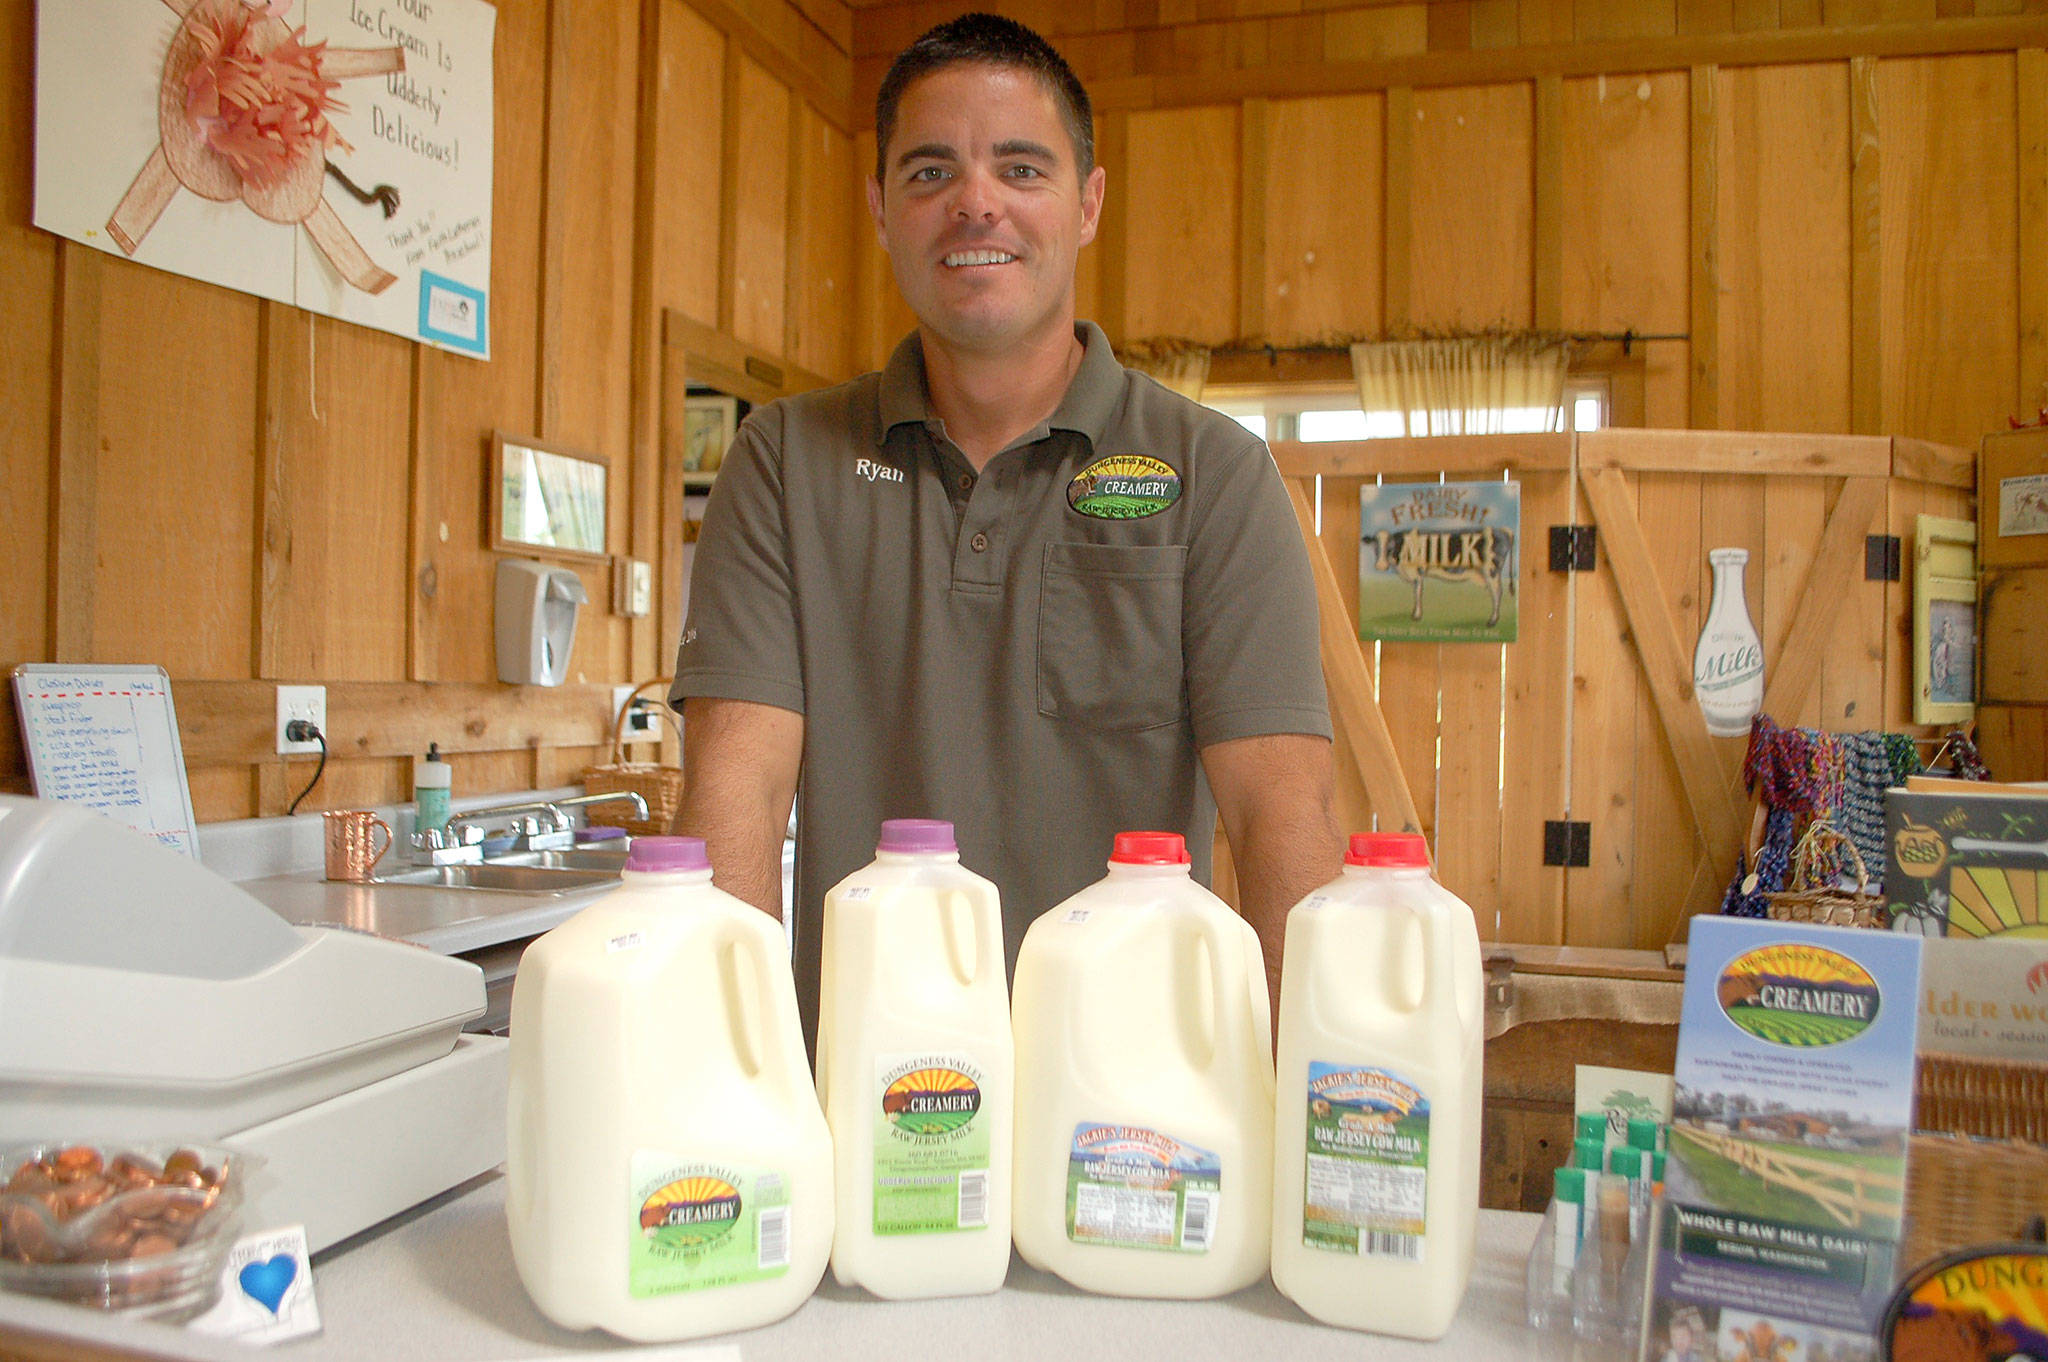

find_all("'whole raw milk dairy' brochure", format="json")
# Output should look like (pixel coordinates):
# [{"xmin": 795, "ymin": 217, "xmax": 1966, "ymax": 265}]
[{"xmin": 1643, "ymin": 917, "xmax": 1922, "ymax": 1362}]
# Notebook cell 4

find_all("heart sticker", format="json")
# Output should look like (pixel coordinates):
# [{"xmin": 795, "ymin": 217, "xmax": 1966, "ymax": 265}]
[{"xmin": 237, "ymin": 1255, "xmax": 296, "ymax": 1314}]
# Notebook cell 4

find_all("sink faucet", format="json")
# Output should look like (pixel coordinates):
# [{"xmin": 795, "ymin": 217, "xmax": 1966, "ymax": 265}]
[
  {"xmin": 432, "ymin": 791, "xmax": 651, "ymax": 860},
  {"xmin": 555, "ymin": 790, "xmax": 650, "ymax": 823}
]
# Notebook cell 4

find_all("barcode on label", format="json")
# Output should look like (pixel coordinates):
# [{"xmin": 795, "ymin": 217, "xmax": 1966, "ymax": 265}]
[
  {"xmin": 1364, "ymin": 1230, "xmax": 1422, "ymax": 1261},
  {"xmin": 957, "ymin": 1170, "xmax": 989, "ymax": 1228},
  {"xmin": 757, "ymin": 1206, "xmax": 791, "ymax": 1269},
  {"xmin": 1180, "ymin": 1192, "xmax": 1218, "ymax": 1251}
]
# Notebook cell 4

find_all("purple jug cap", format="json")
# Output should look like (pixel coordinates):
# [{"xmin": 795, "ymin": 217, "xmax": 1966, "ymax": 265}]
[
  {"xmin": 625, "ymin": 836, "xmax": 710, "ymax": 873},
  {"xmin": 877, "ymin": 819, "xmax": 957, "ymax": 854}
]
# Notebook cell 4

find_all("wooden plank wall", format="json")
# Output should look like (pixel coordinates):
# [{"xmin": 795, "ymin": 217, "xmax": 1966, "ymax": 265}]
[
  {"xmin": 846, "ymin": 9, "xmax": 2045, "ymax": 459},
  {"xmin": 842, "ymin": 8, "xmax": 2032, "ymax": 949},
  {"xmin": 0, "ymin": 0, "xmax": 859, "ymax": 820}
]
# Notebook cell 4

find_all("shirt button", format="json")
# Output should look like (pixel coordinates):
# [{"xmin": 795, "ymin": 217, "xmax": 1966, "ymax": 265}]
[
  {"xmin": 958, "ymin": 473, "xmax": 973, "ymax": 492},
  {"xmin": 971, "ymin": 532, "xmax": 989, "ymax": 553}
]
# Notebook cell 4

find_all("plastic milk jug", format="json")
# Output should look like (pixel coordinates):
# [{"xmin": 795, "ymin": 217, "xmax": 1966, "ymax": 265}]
[
  {"xmin": 505, "ymin": 837, "xmax": 833, "ymax": 1341},
  {"xmin": 1270, "ymin": 832, "xmax": 1484, "ymax": 1338},
  {"xmin": 816, "ymin": 819, "xmax": 1013, "ymax": 1299},
  {"xmin": 1011, "ymin": 832, "xmax": 1274, "ymax": 1298}
]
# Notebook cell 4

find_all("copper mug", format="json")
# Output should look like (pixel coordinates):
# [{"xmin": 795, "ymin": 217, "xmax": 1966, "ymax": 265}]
[{"xmin": 323, "ymin": 809, "xmax": 392, "ymax": 882}]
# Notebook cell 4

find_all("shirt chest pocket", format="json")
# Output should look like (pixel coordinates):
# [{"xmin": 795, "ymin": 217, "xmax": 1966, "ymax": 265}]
[{"xmin": 1037, "ymin": 542, "xmax": 1188, "ymax": 731}]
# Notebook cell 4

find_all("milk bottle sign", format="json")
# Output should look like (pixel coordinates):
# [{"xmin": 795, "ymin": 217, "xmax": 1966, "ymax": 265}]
[{"xmin": 1693, "ymin": 547, "xmax": 1764, "ymax": 737}]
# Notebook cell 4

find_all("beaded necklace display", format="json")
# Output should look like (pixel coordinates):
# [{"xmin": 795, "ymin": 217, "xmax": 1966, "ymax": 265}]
[{"xmin": 1721, "ymin": 720, "xmax": 1985, "ymax": 919}]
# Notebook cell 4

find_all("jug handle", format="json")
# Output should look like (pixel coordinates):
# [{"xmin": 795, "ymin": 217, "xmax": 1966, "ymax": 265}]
[
  {"xmin": 940, "ymin": 888, "xmax": 982, "ymax": 988},
  {"xmin": 1411, "ymin": 893, "xmax": 1457, "ymax": 1018},
  {"xmin": 725, "ymin": 916, "xmax": 795, "ymax": 1082},
  {"xmin": 1188, "ymin": 911, "xmax": 1239, "ymax": 1072},
  {"xmin": 1245, "ymin": 922, "xmax": 1274, "ymax": 1059}
]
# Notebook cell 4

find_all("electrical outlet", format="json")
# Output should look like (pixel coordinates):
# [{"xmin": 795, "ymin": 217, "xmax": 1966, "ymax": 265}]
[
  {"xmin": 612, "ymin": 684, "xmax": 655, "ymax": 737},
  {"xmin": 276, "ymin": 685, "xmax": 327, "ymax": 755}
]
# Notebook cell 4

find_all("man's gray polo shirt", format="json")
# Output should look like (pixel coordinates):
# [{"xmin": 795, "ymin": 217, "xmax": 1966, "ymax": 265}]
[{"xmin": 671, "ymin": 321, "xmax": 1330, "ymax": 1043}]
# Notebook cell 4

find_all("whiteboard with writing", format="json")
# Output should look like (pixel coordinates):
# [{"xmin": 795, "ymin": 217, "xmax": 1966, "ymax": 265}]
[{"xmin": 12, "ymin": 665, "xmax": 201, "ymax": 860}]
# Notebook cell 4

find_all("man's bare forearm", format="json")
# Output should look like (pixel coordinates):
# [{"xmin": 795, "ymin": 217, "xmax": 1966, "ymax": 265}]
[
  {"xmin": 1203, "ymin": 734, "xmax": 1345, "ymax": 1022},
  {"xmin": 672, "ymin": 697, "xmax": 803, "ymax": 919}
]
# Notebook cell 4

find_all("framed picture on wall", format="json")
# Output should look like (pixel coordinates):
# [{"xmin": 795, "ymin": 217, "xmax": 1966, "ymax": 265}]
[
  {"xmin": 683, "ymin": 395, "xmax": 739, "ymax": 475},
  {"xmin": 1913, "ymin": 515, "xmax": 1978, "ymax": 726}
]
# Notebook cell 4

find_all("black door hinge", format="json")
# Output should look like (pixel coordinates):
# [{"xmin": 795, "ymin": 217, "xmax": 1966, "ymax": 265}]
[
  {"xmin": 1543, "ymin": 820, "xmax": 1591, "ymax": 867},
  {"xmin": 1865, "ymin": 534, "xmax": 1902, "ymax": 582},
  {"xmin": 1549, "ymin": 525, "xmax": 1597, "ymax": 573}
]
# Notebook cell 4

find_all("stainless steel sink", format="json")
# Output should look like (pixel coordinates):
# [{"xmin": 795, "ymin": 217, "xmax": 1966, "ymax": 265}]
[
  {"xmin": 485, "ymin": 847, "xmax": 631, "ymax": 874},
  {"xmin": 371, "ymin": 862, "xmax": 619, "ymax": 894}
]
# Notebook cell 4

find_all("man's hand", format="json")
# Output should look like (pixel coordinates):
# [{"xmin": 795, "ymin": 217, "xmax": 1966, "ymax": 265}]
[
  {"xmin": 1201, "ymin": 733, "xmax": 1344, "ymax": 1041},
  {"xmin": 672, "ymin": 697, "xmax": 803, "ymax": 920}
]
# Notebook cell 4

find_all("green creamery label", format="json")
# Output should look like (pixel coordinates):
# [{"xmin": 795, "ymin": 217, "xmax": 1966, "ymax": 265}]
[
  {"xmin": 1067, "ymin": 455, "xmax": 1183, "ymax": 520},
  {"xmin": 874, "ymin": 1054, "xmax": 991, "ymax": 1235},
  {"xmin": 1303, "ymin": 1063, "xmax": 1430, "ymax": 1260},
  {"xmin": 1066, "ymin": 1123, "xmax": 1221, "ymax": 1253},
  {"xmin": 629, "ymin": 1153, "xmax": 792, "ymax": 1297}
]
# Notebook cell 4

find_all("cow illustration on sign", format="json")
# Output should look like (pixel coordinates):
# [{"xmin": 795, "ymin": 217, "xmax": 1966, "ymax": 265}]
[
  {"xmin": 1356, "ymin": 481, "xmax": 1521, "ymax": 643},
  {"xmin": 105, "ymin": 0, "xmax": 407, "ymax": 294}
]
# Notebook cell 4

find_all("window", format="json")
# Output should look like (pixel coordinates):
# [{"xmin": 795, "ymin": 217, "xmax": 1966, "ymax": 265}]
[{"xmin": 1207, "ymin": 373, "xmax": 1612, "ymax": 439}]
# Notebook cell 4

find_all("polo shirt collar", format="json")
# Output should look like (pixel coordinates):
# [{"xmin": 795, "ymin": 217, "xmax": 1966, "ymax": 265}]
[{"xmin": 875, "ymin": 321, "xmax": 1125, "ymax": 453}]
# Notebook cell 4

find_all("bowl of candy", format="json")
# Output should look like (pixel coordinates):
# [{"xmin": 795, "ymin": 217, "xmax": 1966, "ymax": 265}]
[{"xmin": 0, "ymin": 1142, "xmax": 253, "ymax": 1321}]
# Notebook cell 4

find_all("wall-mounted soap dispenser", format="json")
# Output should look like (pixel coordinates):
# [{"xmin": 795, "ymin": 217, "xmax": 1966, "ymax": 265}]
[{"xmin": 496, "ymin": 559, "xmax": 587, "ymax": 686}]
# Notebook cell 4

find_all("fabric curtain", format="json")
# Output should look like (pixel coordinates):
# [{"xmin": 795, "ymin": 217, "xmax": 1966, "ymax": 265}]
[
  {"xmin": 1120, "ymin": 342, "xmax": 1212, "ymax": 401},
  {"xmin": 1349, "ymin": 336, "xmax": 1568, "ymax": 436}
]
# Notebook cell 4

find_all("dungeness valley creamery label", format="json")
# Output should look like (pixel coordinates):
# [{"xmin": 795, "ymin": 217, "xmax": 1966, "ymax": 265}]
[
  {"xmin": 629, "ymin": 1154, "xmax": 791, "ymax": 1297},
  {"xmin": 873, "ymin": 1054, "xmax": 991, "ymax": 1235}
]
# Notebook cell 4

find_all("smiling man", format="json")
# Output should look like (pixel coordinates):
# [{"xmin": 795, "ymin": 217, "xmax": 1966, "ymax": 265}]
[{"xmin": 669, "ymin": 14, "xmax": 1340, "ymax": 1047}]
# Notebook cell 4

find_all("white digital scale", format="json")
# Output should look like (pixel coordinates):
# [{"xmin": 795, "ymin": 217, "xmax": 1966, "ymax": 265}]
[{"xmin": 0, "ymin": 794, "xmax": 507, "ymax": 1253}]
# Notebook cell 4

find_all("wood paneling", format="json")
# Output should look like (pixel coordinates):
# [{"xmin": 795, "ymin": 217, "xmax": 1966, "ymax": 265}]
[
  {"xmin": 1261, "ymin": 94, "xmax": 1385, "ymax": 343},
  {"xmin": 1879, "ymin": 53, "xmax": 2019, "ymax": 446},
  {"xmin": 0, "ymin": 2, "xmax": 54, "ymax": 790},
  {"xmin": 1562, "ymin": 72, "xmax": 1690, "ymax": 337},
  {"xmin": 1410, "ymin": 82, "xmax": 1534, "ymax": 329},
  {"xmin": 4, "ymin": 0, "xmax": 857, "ymax": 820},
  {"xmin": 732, "ymin": 54, "xmax": 795, "ymax": 356},
  {"xmin": 92, "ymin": 261, "xmax": 261, "ymax": 678},
  {"xmin": 655, "ymin": 2, "xmax": 729, "ymax": 328},
  {"xmin": 1717, "ymin": 63, "xmax": 1853, "ymax": 432},
  {"xmin": 792, "ymin": 102, "xmax": 858, "ymax": 380},
  {"xmin": 259, "ymin": 311, "xmax": 414, "ymax": 682},
  {"xmin": 1122, "ymin": 105, "xmax": 1240, "ymax": 338},
  {"xmin": 2021, "ymin": 48, "xmax": 2047, "ymax": 417}
]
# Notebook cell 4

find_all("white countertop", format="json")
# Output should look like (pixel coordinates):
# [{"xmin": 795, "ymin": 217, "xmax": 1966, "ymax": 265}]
[{"xmin": 0, "ymin": 1174, "xmax": 1548, "ymax": 1361}]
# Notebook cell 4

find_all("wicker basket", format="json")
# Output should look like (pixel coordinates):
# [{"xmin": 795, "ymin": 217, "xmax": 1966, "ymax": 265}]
[
  {"xmin": 1765, "ymin": 820, "xmax": 1885, "ymax": 928},
  {"xmin": 581, "ymin": 678, "xmax": 683, "ymax": 837},
  {"xmin": 1916, "ymin": 1052, "xmax": 2048, "ymax": 1144},
  {"xmin": 1903, "ymin": 1132, "xmax": 2048, "ymax": 1271},
  {"xmin": 1903, "ymin": 1052, "xmax": 2048, "ymax": 1268}
]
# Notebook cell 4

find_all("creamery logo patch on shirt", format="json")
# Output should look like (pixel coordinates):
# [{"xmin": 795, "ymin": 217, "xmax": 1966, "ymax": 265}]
[{"xmin": 1067, "ymin": 455, "xmax": 1182, "ymax": 519}]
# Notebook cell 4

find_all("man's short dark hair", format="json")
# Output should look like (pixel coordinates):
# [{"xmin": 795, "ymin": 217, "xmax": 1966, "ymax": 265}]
[{"xmin": 872, "ymin": 13, "xmax": 1094, "ymax": 184}]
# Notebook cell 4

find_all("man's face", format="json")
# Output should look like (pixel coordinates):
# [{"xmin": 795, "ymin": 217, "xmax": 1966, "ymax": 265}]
[{"xmin": 868, "ymin": 64, "xmax": 1105, "ymax": 358}]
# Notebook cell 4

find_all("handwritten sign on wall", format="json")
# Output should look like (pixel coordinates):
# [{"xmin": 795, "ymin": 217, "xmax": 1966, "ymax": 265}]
[
  {"xmin": 12, "ymin": 666, "xmax": 201, "ymax": 860},
  {"xmin": 33, "ymin": 0, "xmax": 496, "ymax": 358}
]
